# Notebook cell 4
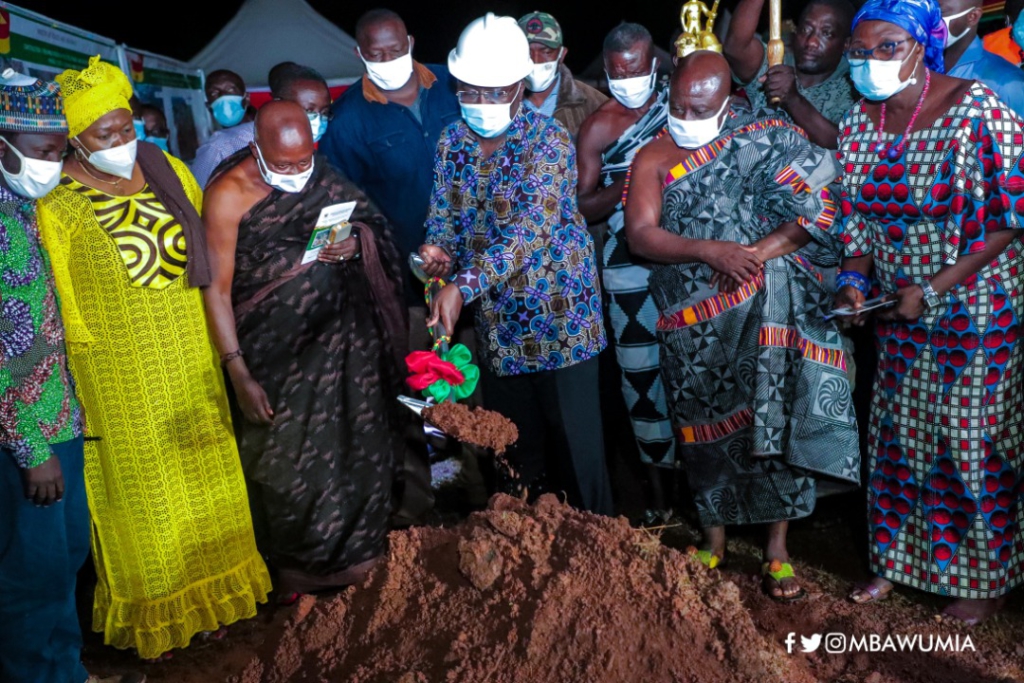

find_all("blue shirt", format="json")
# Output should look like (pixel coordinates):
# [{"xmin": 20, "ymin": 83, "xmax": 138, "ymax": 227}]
[
  {"xmin": 320, "ymin": 64, "xmax": 460, "ymax": 304},
  {"xmin": 424, "ymin": 108, "xmax": 606, "ymax": 377},
  {"xmin": 190, "ymin": 121, "xmax": 254, "ymax": 189},
  {"xmin": 949, "ymin": 37, "xmax": 1024, "ymax": 117},
  {"xmin": 524, "ymin": 74, "xmax": 561, "ymax": 118}
]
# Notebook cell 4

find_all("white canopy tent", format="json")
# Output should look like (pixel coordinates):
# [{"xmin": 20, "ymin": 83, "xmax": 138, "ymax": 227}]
[{"xmin": 189, "ymin": 0, "xmax": 363, "ymax": 88}]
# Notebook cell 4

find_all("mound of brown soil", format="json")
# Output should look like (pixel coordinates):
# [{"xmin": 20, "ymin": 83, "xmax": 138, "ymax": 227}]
[{"xmin": 234, "ymin": 494, "xmax": 812, "ymax": 683}]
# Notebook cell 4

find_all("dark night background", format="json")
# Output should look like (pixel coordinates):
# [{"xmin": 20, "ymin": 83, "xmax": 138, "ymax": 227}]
[{"xmin": 22, "ymin": 0, "xmax": 804, "ymax": 73}]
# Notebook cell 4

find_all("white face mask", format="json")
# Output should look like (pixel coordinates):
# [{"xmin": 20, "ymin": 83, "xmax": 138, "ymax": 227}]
[
  {"xmin": 461, "ymin": 84, "xmax": 521, "ymax": 139},
  {"xmin": 254, "ymin": 142, "xmax": 314, "ymax": 193},
  {"xmin": 306, "ymin": 112, "xmax": 328, "ymax": 143},
  {"xmin": 0, "ymin": 136, "xmax": 63, "ymax": 199},
  {"xmin": 667, "ymin": 97, "xmax": 729, "ymax": 149},
  {"xmin": 76, "ymin": 138, "xmax": 137, "ymax": 180},
  {"xmin": 358, "ymin": 39, "xmax": 415, "ymax": 91},
  {"xmin": 607, "ymin": 59, "xmax": 658, "ymax": 109},
  {"xmin": 943, "ymin": 7, "xmax": 974, "ymax": 48},
  {"xmin": 849, "ymin": 50, "xmax": 920, "ymax": 101},
  {"xmin": 526, "ymin": 49, "xmax": 562, "ymax": 91}
]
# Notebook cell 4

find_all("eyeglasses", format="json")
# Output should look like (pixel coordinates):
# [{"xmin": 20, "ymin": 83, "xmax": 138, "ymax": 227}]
[
  {"xmin": 456, "ymin": 87, "xmax": 517, "ymax": 104},
  {"xmin": 846, "ymin": 39, "xmax": 909, "ymax": 62}
]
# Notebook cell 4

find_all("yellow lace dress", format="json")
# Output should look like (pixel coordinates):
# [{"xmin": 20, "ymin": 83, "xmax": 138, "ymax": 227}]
[{"xmin": 37, "ymin": 154, "xmax": 271, "ymax": 659}]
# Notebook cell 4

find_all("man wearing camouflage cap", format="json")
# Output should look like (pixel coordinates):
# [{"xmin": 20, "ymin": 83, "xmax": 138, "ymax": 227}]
[{"xmin": 518, "ymin": 10, "xmax": 606, "ymax": 137}]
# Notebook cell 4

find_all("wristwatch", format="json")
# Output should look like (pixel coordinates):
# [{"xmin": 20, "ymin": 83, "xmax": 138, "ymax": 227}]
[{"xmin": 920, "ymin": 281, "xmax": 941, "ymax": 310}]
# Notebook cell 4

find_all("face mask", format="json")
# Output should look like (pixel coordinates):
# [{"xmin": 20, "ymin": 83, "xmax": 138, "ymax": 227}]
[
  {"xmin": 667, "ymin": 97, "xmax": 729, "ymax": 149},
  {"xmin": 77, "ymin": 138, "xmax": 137, "ymax": 180},
  {"xmin": 526, "ymin": 49, "xmax": 562, "ymax": 91},
  {"xmin": 849, "ymin": 50, "xmax": 920, "ymax": 101},
  {"xmin": 942, "ymin": 7, "xmax": 973, "ymax": 48},
  {"xmin": 0, "ymin": 136, "xmax": 62, "ymax": 199},
  {"xmin": 359, "ymin": 40, "xmax": 414, "ymax": 91},
  {"xmin": 254, "ymin": 142, "xmax": 314, "ymax": 193},
  {"xmin": 1013, "ymin": 10, "xmax": 1024, "ymax": 48},
  {"xmin": 460, "ymin": 84, "xmax": 521, "ymax": 139},
  {"xmin": 133, "ymin": 119, "xmax": 146, "ymax": 140},
  {"xmin": 211, "ymin": 94, "xmax": 246, "ymax": 127},
  {"xmin": 307, "ymin": 112, "xmax": 328, "ymax": 143},
  {"xmin": 607, "ymin": 59, "xmax": 657, "ymax": 109},
  {"xmin": 146, "ymin": 136, "xmax": 170, "ymax": 152}
]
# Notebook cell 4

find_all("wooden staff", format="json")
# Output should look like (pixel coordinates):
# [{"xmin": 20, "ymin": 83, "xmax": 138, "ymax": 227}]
[{"xmin": 767, "ymin": 0, "xmax": 784, "ymax": 104}]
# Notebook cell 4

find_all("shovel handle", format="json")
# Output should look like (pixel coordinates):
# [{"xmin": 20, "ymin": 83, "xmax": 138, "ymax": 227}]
[{"xmin": 425, "ymin": 277, "xmax": 451, "ymax": 357}]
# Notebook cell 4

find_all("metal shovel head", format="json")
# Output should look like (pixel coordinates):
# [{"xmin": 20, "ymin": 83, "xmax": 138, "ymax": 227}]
[
  {"xmin": 399, "ymin": 394, "xmax": 429, "ymax": 415},
  {"xmin": 409, "ymin": 253, "xmax": 429, "ymax": 283},
  {"xmin": 398, "ymin": 395, "xmax": 447, "ymax": 442}
]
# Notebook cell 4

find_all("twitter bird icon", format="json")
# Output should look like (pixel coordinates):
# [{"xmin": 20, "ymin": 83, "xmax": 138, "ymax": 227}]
[{"xmin": 801, "ymin": 634, "xmax": 822, "ymax": 652}]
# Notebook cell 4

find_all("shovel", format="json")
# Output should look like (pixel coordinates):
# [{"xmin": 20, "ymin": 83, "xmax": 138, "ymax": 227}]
[{"xmin": 399, "ymin": 253, "xmax": 455, "ymax": 450}]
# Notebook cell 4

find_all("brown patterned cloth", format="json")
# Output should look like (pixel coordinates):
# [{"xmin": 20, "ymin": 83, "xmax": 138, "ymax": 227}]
[{"xmin": 220, "ymin": 151, "xmax": 407, "ymax": 592}]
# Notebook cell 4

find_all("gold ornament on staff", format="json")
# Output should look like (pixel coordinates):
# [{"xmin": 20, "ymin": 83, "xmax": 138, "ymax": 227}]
[
  {"xmin": 767, "ymin": 0, "xmax": 784, "ymax": 103},
  {"xmin": 675, "ymin": 0, "xmax": 722, "ymax": 58}
]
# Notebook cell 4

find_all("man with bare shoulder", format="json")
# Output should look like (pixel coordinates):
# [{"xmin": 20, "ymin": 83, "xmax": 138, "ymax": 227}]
[
  {"xmin": 625, "ymin": 51, "xmax": 858, "ymax": 602},
  {"xmin": 576, "ymin": 22, "xmax": 676, "ymax": 513},
  {"xmin": 202, "ymin": 100, "xmax": 407, "ymax": 601}
]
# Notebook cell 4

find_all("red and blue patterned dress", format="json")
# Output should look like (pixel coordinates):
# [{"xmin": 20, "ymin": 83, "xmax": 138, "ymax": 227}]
[{"xmin": 839, "ymin": 82, "xmax": 1024, "ymax": 599}]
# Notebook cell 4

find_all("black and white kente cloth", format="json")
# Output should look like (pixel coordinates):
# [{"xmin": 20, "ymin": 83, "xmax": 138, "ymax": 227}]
[
  {"xmin": 601, "ymin": 87, "xmax": 676, "ymax": 466},
  {"xmin": 653, "ymin": 106, "xmax": 859, "ymax": 527}
]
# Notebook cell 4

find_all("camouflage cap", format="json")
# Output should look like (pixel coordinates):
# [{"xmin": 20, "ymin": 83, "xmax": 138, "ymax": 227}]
[{"xmin": 517, "ymin": 11, "xmax": 563, "ymax": 49}]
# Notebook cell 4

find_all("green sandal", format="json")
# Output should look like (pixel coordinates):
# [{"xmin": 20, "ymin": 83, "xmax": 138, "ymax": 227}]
[
  {"xmin": 687, "ymin": 546, "xmax": 725, "ymax": 569},
  {"xmin": 762, "ymin": 560, "xmax": 807, "ymax": 603}
]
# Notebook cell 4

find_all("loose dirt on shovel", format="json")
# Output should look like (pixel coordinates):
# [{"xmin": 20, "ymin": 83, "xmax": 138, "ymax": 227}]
[{"xmin": 422, "ymin": 401, "xmax": 518, "ymax": 455}]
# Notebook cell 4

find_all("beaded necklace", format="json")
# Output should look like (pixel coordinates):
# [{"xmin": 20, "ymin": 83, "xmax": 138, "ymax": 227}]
[{"xmin": 876, "ymin": 69, "xmax": 931, "ymax": 161}]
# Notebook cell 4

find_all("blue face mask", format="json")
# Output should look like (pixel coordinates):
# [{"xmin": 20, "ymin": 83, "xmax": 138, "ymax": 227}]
[
  {"xmin": 307, "ymin": 112, "xmax": 328, "ymax": 143},
  {"xmin": 1014, "ymin": 11, "xmax": 1024, "ymax": 49},
  {"xmin": 211, "ymin": 94, "xmax": 246, "ymax": 128},
  {"xmin": 146, "ymin": 136, "xmax": 170, "ymax": 152}
]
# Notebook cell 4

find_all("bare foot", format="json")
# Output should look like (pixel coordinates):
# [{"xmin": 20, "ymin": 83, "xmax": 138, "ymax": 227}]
[
  {"xmin": 941, "ymin": 596, "xmax": 1007, "ymax": 626},
  {"xmin": 848, "ymin": 576, "xmax": 893, "ymax": 604}
]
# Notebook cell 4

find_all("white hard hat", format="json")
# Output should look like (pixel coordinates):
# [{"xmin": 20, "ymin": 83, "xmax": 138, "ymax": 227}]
[{"xmin": 448, "ymin": 13, "xmax": 533, "ymax": 88}]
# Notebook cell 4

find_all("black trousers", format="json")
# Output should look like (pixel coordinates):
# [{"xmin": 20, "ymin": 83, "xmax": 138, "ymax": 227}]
[{"xmin": 481, "ymin": 356, "xmax": 614, "ymax": 515}]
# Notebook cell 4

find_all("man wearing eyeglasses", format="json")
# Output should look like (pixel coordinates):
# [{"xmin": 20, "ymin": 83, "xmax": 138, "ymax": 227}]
[
  {"xmin": 418, "ymin": 14, "xmax": 613, "ymax": 515},
  {"xmin": 940, "ymin": 0, "xmax": 1024, "ymax": 116},
  {"xmin": 724, "ymin": 0, "xmax": 857, "ymax": 149}
]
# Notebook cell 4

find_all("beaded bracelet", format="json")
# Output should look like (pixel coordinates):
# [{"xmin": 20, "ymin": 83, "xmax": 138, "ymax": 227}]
[
  {"xmin": 220, "ymin": 349, "xmax": 245, "ymax": 367},
  {"xmin": 837, "ymin": 270, "xmax": 871, "ymax": 296}
]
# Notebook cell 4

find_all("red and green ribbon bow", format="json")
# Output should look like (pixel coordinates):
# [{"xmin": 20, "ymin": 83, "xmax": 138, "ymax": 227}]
[{"xmin": 406, "ymin": 343, "xmax": 480, "ymax": 403}]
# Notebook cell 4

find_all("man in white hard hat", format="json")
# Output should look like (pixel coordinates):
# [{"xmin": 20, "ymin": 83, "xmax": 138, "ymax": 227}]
[{"xmin": 418, "ymin": 13, "xmax": 613, "ymax": 515}]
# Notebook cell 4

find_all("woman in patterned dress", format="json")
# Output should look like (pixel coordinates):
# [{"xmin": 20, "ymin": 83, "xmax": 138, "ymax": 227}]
[
  {"xmin": 836, "ymin": 0, "xmax": 1024, "ymax": 624},
  {"xmin": 36, "ymin": 57, "xmax": 270, "ymax": 659}
]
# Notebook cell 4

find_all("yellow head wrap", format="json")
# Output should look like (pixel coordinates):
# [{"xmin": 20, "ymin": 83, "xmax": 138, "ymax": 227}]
[{"xmin": 55, "ymin": 55, "xmax": 133, "ymax": 138}]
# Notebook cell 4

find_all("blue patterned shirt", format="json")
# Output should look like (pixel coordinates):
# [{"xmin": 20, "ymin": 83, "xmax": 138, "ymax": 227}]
[{"xmin": 425, "ymin": 108, "xmax": 606, "ymax": 376}]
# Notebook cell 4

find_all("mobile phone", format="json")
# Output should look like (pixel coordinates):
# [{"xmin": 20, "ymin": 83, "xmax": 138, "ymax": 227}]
[{"xmin": 329, "ymin": 222, "xmax": 352, "ymax": 243}]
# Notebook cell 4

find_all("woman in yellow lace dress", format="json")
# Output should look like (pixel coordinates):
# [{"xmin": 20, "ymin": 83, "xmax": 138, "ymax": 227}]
[{"xmin": 36, "ymin": 56, "xmax": 270, "ymax": 660}]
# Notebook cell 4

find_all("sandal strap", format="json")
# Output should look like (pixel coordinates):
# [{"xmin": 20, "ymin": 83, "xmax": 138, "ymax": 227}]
[
  {"xmin": 762, "ymin": 561, "xmax": 797, "ymax": 581},
  {"xmin": 856, "ymin": 582, "xmax": 889, "ymax": 600},
  {"xmin": 687, "ymin": 547, "xmax": 722, "ymax": 569}
]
